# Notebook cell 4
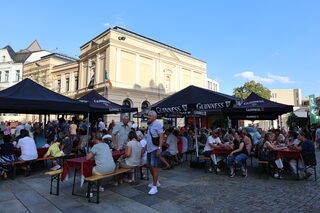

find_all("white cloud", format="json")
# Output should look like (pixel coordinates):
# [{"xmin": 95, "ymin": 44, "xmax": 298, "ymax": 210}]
[
  {"xmin": 103, "ymin": 22, "xmax": 111, "ymax": 27},
  {"xmin": 234, "ymin": 71, "xmax": 274, "ymax": 84},
  {"xmin": 234, "ymin": 71, "xmax": 295, "ymax": 84},
  {"xmin": 267, "ymin": 73, "xmax": 295, "ymax": 84}
]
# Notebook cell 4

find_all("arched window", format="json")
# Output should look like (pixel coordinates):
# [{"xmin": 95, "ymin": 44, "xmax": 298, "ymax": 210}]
[
  {"xmin": 141, "ymin": 101, "xmax": 150, "ymax": 110},
  {"xmin": 121, "ymin": 98, "xmax": 133, "ymax": 121},
  {"xmin": 141, "ymin": 101, "xmax": 150, "ymax": 121}
]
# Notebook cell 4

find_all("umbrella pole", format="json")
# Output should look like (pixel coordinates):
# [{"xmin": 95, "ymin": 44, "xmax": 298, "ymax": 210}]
[
  {"xmin": 44, "ymin": 114, "xmax": 47, "ymax": 143},
  {"xmin": 193, "ymin": 115, "xmax": 199, "ymax": 159},
  {"xmin": 86, "ymin": 112, "xmax": 90, "ymax": 153}
]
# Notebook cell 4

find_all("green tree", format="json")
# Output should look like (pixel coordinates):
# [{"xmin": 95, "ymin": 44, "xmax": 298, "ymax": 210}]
[
  {"xmin": 286, "ymin": 112, "xmax": 308, "ymax": 128},
  {"xmin": 233, "ymin": 80, "xmax": 271, "ymax": 100}
]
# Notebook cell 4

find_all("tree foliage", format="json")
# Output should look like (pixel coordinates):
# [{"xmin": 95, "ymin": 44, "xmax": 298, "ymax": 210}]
[
  {"xmin": 233, "ymin": 81, "xmax": 271, "ymax": 100},
  {"xmin": 286, "ymin": 112, "xmax": 308, "ymax": 128}
]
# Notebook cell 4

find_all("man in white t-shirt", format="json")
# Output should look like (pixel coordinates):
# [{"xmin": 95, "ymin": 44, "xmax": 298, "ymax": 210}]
[
  {"xmin": 159, "ymin": 128, "xmax": 178, "ymax": 169},
  {"xmin": 98, "ymin": 118, "xmax": 106, "ymax": 133},
  {"xmin": 203, "ymin": 130, "xmax": 223, "ymax": 171}
]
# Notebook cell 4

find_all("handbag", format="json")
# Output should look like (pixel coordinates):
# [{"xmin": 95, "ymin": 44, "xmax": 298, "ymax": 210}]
[{"xmin": 148, "ymin": 127, "xmax": 160, "ymax": 146}]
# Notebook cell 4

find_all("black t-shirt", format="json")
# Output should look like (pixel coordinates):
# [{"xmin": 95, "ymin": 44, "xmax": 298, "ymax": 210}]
[
  {"xmin": 0, "ymin": 143, "xmax": 14, "ymax": 156},
  {"xmin": 233, "ymin": 139, "xmax": 248, "ymax": 156},
  {"xmin": 62, "ymin": 137, "xmax": 73, "ymax": 155}
]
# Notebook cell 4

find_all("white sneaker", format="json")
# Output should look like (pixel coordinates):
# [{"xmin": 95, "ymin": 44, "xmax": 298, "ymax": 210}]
[
  {"xmin": 148, "ymin": 186, "xmax": 158, "ymax": 195},
  {"xmin": 50, "ymin": 165, "xmax": 61, "ymax": 171},
  {"xmin": 148, "ymin": 181, "xmax": 161, "ymax": 188},
  {"xmin": 92, "ymin": 186, "xmax": 104, "ymax": 192}
]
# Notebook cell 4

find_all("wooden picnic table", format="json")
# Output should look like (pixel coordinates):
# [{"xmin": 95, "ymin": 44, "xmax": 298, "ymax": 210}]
[{"xmin": 61, "ymin": 149, "xmax": 125, "ymax": 193}]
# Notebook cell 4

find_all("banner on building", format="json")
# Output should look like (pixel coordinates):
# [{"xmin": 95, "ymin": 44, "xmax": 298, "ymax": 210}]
[{"xmin": 308, "ymin": 94, "xmax": 320, "ymax": 124}]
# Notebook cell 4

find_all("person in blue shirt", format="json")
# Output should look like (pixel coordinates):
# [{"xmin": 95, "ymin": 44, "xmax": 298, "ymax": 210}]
[
  {"xmin": 289, "ymin": 131, "xmax": 316, "ymax": 179},
  {"xmin": 252, "ymin": 129, "xmax": 261, "ymax": 145}
]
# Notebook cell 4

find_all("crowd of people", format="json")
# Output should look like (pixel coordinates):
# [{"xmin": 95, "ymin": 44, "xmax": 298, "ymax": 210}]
[
  {"xmin": 0, "ymin": 115, "xmax": 319, "ymax": 195},
  {"xmin": 200, "ymin": 126, "xmax": 317, "ymax": 179}
]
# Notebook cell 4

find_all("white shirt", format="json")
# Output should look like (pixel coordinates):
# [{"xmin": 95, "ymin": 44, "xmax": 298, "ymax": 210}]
[
  {"xmin": 16, "ymin": 137, "xmax": 38, "ymax": 160},
  {"xmin": 140, "ymin": 138, "xmax": 147, "ymax": 162},
  {"xmin": 166, "ymin": 134, "xmax": 178, "ymax": 155},
  {"xmin": 15, "ymin": 125, "xmax": 25, "ymax": 137},
  {"xmin": 204, "ymin": 136, "xmax": 221, "ymax": 151},
  {"xmin": 181, "ymin": 136, "xmax": 188, "ymax": 153},
  {"xmin": 98, "ymin": 121, "xmax": 106, "ymax": 132}
]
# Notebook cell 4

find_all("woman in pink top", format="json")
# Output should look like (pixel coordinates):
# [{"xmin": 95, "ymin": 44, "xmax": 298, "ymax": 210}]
[{"xmin": 3, "ymin": 122, "xmax": 11, "ymax": 136}]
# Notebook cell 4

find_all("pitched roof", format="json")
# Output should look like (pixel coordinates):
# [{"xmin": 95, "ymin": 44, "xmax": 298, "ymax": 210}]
[
  {"xmin": 14, "ymin": 52, "xmax": 32, "ymax": 63},
  {"xmin": 2, "ymin": 45, "xmax": 16, "ymax": 60},
  {"xmin": 26, "ymin": 40, "xmax": 42, "ymax": 51}
]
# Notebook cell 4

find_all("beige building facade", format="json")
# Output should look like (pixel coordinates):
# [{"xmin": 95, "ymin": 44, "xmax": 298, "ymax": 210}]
[
  {"xmin": 20, "ymin": 27, "xmax": 219, "ymax": 124},
  {"xmin": 75, "ymin": 27, "xmax": 217, "ymax": 122},
  {"xmin": 270, "ymin": 88, "xmax": 302, "ymax": 107}
]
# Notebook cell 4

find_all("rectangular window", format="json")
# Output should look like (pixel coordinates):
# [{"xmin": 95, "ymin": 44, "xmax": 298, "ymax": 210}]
[
  {"xmin": 2, "ymin": 56, "xmax": 5, "ymax": 62},
  {"xmin": 57, "ymin": 79, "xmax": 61, "ymax": 93},
  {"xmin": 75, "ymin": 76, "xmax": 79, "ymax": 91},
  {"xmin": 15, "ymin": 70, "xmax": 20, "ymax": 81},
  {"xmin": 4, "ymin": 71, "xmax": 9, "ymax": 82},
  {"xmin": 0, "ymin": 71, "xmax": 2, "ymax": 82},
  {"xmin": 66, "ymin": 77, "xmax": 70, "ymax": 92}
]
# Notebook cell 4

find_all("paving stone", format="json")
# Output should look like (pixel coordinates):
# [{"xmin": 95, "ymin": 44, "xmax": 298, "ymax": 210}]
[
  {"xmin": 14, "ymin": 190, "xmax": 48, "ymax": 207},
  {"xmin": 109, "ymin": 185, "xmax": 143, "ymax": 198},
  {"xmin": 27, "ymin": 201, "xmax": 63, "ymax": 213},
  {"xmin": 2, "ymin": 150, "xmax": 320, "ymax": 212},
  {"xmin": 151, "ymin": 200, "xmax": 198, "ymax": 213},
  {"xmin": 130, "ymin": 193, "xmax": 164, "ymax": 206},
  {"xmin": 0, "ymin": 191, "xmax": 15, "ymax": 202},
  {"xmin": 0, "ymin": 199, "xmax": 28, "ymax": 213}
]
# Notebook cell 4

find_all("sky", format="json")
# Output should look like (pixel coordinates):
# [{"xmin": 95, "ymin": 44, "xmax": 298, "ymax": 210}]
[{"xmin": 2, "ymin": 0, "xmax": 320, "ymax": 97}]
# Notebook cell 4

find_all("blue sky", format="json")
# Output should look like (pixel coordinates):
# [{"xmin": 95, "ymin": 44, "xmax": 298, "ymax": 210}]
[{"xmin": 2, "ymin": 0, "xmax": 319, "ymax": 97}]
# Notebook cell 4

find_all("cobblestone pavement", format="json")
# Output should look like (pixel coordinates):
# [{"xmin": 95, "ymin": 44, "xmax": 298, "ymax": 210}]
[{"xmin": 1, "ymin": 150, "xmax": 320, "ymax": 213}]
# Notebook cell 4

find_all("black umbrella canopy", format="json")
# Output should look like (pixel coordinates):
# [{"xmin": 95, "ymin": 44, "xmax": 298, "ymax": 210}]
[
  {"xmin": 228, "ymin": 114, "xmax": 279, "ymax": 121},
  {"xmin": 78, "ymin": 90, "xmax": 137, "ymax": 113},
  {"xmin": 151, "ymin": 85, "xmax": 239, "ymax": 116},
  {"xmin": 224, "ymin": 92, "xmax": 293, "ymax": 116},
  {"xmin": 0, "ymin": 78, "xmax": 88, "ymax": 114}
]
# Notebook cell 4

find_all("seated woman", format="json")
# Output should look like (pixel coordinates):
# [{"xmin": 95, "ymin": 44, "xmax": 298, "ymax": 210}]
[
  {"xmin": 227, "ymin": 131, "xmax": 248, "ymax": 177},
  {"xmin": 259, "ymin": 133, "xmax": 284, "ymax": 178},
  {"xmin": 86, "ymin": 136, "xmax": 116, "ymax": 175},
  {"xmin": 117, "ymin": 131, "xmax": 142, "ymax": 182},
  {"xmin": 86, "ymin": 136, "xmax": 116, "ymax": 191},
  {"xmin": 43, "ymin": 138, "xmax": 63, "ymax": 171},
  {"xmin": 16, "ymin": 129, "xmax": 38, "ymax": 174}
]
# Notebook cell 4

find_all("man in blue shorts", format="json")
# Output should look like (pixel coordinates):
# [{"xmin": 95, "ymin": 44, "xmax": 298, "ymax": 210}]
[{"xmin": 146, "ymin": 110, "xmax": 164, "ymax": 195}]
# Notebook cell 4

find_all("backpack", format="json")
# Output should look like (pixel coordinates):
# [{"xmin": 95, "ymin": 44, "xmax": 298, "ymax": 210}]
[{"xmin": 257, "ymin": 141, "xmax": 274, "ymax": 161}]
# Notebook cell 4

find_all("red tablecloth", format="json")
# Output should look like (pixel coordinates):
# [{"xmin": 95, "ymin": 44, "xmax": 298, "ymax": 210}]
[
  {"xmin": 275, "ymin": 148, "xmax": 303, "ymax": 161},
  {"xmin": 14, "ymin": 147, "xmax": 48, "ymax": 158},
  {"xmin": 212, "ymin": 147, "xmax": 233, "ymax": 155},
  {"xmin": 61, "ymin": 149, "xmax": 125, "ymax": 185}
]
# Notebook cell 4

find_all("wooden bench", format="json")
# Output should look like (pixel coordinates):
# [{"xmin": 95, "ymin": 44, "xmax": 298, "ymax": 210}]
[
  {"xmin": 258, "ymin": 160, "xmax": 271, "ymax": 177},
  {"xmin": 45, "ymin": 169, "xmax": 63, "ymax": 196},
  {"xmin": 3, "ymin": 153, "xmax": 75, "ymax": 179},
  {"xmin": 85, "ymin": 168, "xmax": 132, "ymax": 204}
]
